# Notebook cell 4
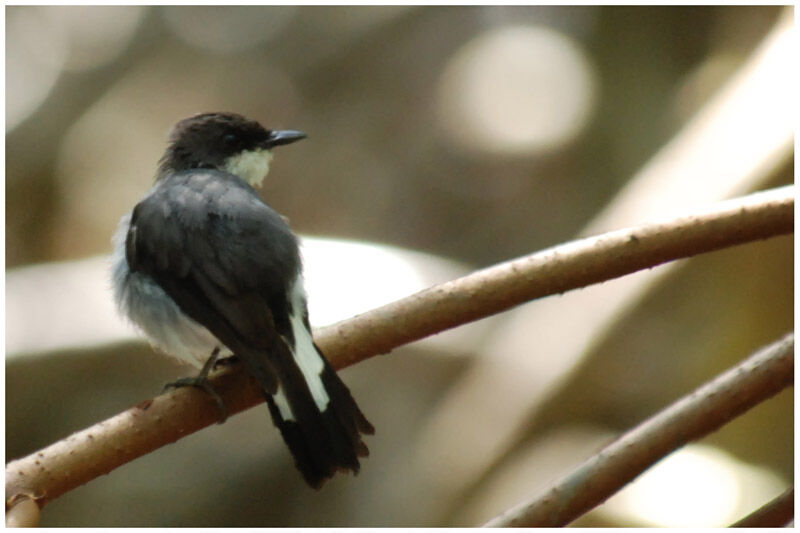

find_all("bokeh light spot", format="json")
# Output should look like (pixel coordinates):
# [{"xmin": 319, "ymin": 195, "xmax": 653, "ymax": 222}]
[
  {"xmin": 5, "ymin": 6, "xmax": 145, "ymax": 131},
  {"xmin": 437, "ymin": 25, "xmax": 597, "ymax": 156},
  {"xmin": 607, "ymin": 444, "xmax": 750, "ymax": 527}
]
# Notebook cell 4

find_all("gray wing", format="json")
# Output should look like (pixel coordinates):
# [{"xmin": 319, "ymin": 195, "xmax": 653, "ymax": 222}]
[
  {"xmin": 125, "ymin": 169, "xmax": 301, "ymax": 393},
  {"xmin": 127, "ymin": 169, "xmax": 374, "ymax": 488}
]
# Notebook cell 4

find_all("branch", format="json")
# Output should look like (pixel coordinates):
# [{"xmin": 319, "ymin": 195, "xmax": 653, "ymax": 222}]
[
  {"xmin": 730, "ymin": 487, "xmax": 794, "ymax": 528},
  {"xmin": 482, "ymin": 333, "xmax": 794, "ymax": 527},
  {"xmin": 320, "ymin": 185, "xmax": 794, "ymax": 368},
  {"xmin": 5, "ymin": 185, "xmax": 794, "ymax": 514}
]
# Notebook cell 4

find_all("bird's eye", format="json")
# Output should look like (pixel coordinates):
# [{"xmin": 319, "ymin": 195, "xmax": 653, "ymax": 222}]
[{"xmin": 222, "ymin": 133, "xmax": 238, "ymax": 146}]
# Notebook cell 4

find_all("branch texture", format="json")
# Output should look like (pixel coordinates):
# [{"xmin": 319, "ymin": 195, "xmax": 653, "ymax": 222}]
[
  {"xmin": 5, "ymin": 185, "xmax": 794, "ymax": 512},
  {"xmin": 482, "ymin": 333, "xmax": 794, "ymax": 527}
]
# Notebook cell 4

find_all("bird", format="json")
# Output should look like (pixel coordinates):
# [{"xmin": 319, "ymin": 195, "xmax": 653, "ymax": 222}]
[{"xmin": 111, "ymin": 112, "xmax": 374, "ymax": 488}]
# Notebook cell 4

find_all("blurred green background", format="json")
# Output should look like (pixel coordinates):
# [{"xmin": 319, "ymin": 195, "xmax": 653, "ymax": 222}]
[{"xmin": 6, "ymin": 6, "xmax": 793, "ymax": 527}]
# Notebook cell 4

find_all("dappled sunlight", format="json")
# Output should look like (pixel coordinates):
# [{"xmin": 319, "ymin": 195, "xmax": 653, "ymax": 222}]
[
  {"xmin": 601, "ymin": 444, "xmax": 785, "ymax": 527},
  {"xmin": 437, "ymin": 25, "xmax": 596, "ymax": 155}
]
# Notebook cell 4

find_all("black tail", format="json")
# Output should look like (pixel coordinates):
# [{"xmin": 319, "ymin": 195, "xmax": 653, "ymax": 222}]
[{"xmin": 264, "ymin": 344, "xmax": 374, "ymax": 489}]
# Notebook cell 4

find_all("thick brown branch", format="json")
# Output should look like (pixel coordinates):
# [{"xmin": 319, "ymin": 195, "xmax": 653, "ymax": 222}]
[
  {"xmin": 5, "ymin": 185, "xmax": 794, "ymax": 513},
  {"xmin": 482, "ymin": 333, "xmax": 794, "ymax": 527}
]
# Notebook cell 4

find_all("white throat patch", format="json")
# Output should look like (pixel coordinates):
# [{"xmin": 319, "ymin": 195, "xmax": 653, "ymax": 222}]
[{"xmin": 224, "ymin": 148, "xmax": 273, "ymax": 187}]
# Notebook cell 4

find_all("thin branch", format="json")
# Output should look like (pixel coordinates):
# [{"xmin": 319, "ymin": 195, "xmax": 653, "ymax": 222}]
[
  {"xmin": 482, "ymin": 333, "xmax": 795, "ymax": 527},
  {"xmin": 319, "ymin": 185, "xmax": 794, "ymax": 368},
  {"xmin": 5, "ymin": 185, "xmax": 794, "ymax": 513},
  {"xmin": 730, "ymin": 488, "xmax": 794, "ymax": 528}
]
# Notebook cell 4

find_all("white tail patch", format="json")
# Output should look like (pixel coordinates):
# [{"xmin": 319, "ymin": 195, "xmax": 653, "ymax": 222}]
[
  {"xmin": 287, "ymin": 275, "xmax": 330, "ymax": 413},
  {"xmin": 273, "ymin": 385, "xmax": 293, "ymax": 420}
]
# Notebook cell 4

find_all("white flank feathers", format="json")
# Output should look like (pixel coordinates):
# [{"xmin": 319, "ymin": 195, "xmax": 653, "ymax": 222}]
[{"xmin": 112, "ymin": 213, "xmax": 232, "ymax": 367}]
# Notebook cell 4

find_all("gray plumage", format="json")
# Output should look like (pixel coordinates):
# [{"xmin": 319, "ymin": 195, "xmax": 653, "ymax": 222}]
[{"xmin": 112, "ymin": 112, "xmax": 373, "ymax": 488}]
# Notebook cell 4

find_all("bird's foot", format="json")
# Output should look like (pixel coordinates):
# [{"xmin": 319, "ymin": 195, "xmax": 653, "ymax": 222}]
[{"xmin": 162, "ymin": 376, "xmax": 229, "ymax": 424}]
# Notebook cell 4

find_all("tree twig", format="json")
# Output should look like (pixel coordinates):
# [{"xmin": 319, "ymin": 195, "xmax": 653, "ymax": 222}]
[
  {"xmin": 482, "ymin": 333, "xmax": 794, "ymax": 527},
  {"xmin": 320, "ymin": 185, "xmax": 793, "ymax": 368},
  {"xmin": 5, "ymin": 185, "xmax": 794, "ymax": 514}
]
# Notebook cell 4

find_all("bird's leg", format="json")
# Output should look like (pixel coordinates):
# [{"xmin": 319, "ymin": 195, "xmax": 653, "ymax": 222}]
[{"xmin": 162, "ymin": 347, "xmax": 229, "ymax": 423}]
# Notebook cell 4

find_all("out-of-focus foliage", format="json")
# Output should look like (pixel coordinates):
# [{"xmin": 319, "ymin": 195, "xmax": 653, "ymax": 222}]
[{"xmin": 5, "ymin": 6, "xmax": 791, "ymax": 527}]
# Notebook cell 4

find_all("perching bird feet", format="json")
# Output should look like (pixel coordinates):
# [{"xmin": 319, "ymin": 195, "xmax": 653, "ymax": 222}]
[{"xmin": 162, "ymin": 347, "xmax": 229, "ymax": 423}]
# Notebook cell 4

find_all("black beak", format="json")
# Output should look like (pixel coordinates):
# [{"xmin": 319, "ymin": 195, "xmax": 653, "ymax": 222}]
[{"xmin": 263, "ymin": 129, "xmax": 307, "ymax": 148}]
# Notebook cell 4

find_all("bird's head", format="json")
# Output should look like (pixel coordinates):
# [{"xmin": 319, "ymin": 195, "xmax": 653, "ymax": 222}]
[{"xmin": 158, "ymin": 112, "xmax": 306, "ymax": 187}]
